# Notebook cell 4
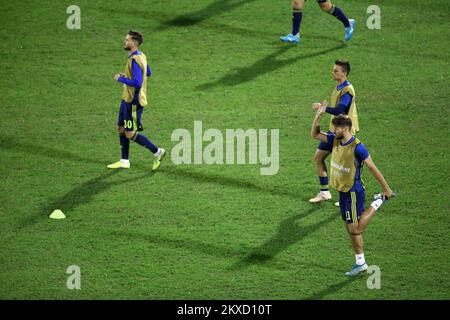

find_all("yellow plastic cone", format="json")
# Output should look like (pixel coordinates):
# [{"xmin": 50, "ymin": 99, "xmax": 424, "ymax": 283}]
[{"xmin": 49, "ymin": 209, "xmax": 66, "ymax": 220}]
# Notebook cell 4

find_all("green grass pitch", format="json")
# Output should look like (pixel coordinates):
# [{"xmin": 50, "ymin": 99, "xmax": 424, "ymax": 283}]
[{"xmin": 0, "ymin": 0, "xmax": 449, "ymax": 299}]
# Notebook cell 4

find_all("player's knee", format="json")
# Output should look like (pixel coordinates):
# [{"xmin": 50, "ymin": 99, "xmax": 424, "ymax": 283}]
[
  {"xmin": 347, "ymin": 226, "xmax": 362, "ymax": 236},
  {"xmin": 319, "ymin": 1, "xmax": 333, "ymax": 12},
  {"xmin": 125, "ymin": 131, "xmax": 135, "ymax": 140},
  {"xmin": 292, "ymin": 0, "xmax": 305, "ymax": 10}
]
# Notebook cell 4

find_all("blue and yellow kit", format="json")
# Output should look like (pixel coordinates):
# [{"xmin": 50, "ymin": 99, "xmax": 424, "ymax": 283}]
[
  {"xmin": 116, "ymin": 50, "xmax": 151, "ymax": 132},
  {"xmin": 318, "ymin": 80, "xmax": 359, "ymax": 152},
  {"xmin": 326, "ymin": 133, "xmax": 369, "ymax": 224}
]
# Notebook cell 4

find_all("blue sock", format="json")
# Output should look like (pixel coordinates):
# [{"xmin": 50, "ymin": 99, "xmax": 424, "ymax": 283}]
[
  {"xmin": 319, "ymin": 176, "xmax": 329, "ymax": 191},
  {"xmin": 132, "ymin": 133, "xmax": 158, "ymax": 154},
  {"xmin": 330, "ymin": 5, "xmax": 350, "ymax": 28},
  {"xmin": 119, "ymin": 133, "xmax": 129, "ymax": 160},
  {"xmin": 292, "ymin": 10, "xmax": 303, "ymax": 36}
]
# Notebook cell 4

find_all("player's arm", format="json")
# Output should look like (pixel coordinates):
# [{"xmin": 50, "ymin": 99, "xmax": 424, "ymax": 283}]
[
  {"xmin": 325, "ymin": 93, "xmax": 352, "ymax": 115},
  {"xmin": 311, "ymin": 108, "xmax": 328, "ymax": 143},
  {"xmin": 116, "ymin": 60, "xmax": 143, "ymax": 88},
  {"xmin": 363, "ymin": 155, "xmax": 394, "ymax": 198}
]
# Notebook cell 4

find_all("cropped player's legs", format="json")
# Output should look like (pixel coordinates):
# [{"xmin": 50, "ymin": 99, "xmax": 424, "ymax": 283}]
[
  {"xmin": 355, "ymin": 194, "xmax": 387, "ymax": 234},
  {"xmin": 309, "ymin": 148, "xmax": 332, "ymax": 203},
  {"xmin": 280, "ymin": 0, "xmax": 305, "ymax": 44},
  {"xmin": 126, "ymin": 129, "xmax": 166, "ymax": 171},
  {"xmin": 318, "ymin": 0, "xmax": 355, "ymax": 41},
  {"xmin": 345, "ymin": 223, "xmax": 367, "ymax": 276},
  {"xmin": 346, "ymin": 223, "xmax": 363, "ymax": 254},
  {"xmin": 108, "ymin": 101, "xmax": 131, "ymax": 169},
  {"xmin": 340, "ymin": 190, "xmax": 368, "ymax": 276},
  {"xmin": 108, "ymin": 101, "xmax": 166, "ymax": 170},
  {"xmin": 107, "ymin": 126, "xmax": 131, "ymax": 169},
  {"xmin": 124, "ymin": 104, "xmax": 166, "ymax": 171}
]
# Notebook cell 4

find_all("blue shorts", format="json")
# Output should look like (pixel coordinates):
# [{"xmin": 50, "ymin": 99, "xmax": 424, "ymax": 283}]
[
  {"xmin": 339, "ymin": 190, "xmax": 365, "ymax": 224},
  {"xmin": 117, "ymin": 100, "xmax": 144, "ymax": 132},
  {"xmin": 317, "ymin": 131, "xmax": 333, "ymax": 152}
]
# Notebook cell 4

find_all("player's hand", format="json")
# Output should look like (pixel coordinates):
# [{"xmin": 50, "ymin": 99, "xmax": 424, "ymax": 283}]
[
  {"xmin": 383, "ymin": 188, "xmax": 394, "ymax": 199},
  {"xmin": 316, "ymin": 107, "xmax": 325, "ymax": 116},
  {"xmin": 114, "ymin": 73, "xmax": 123, "ymax": 81},
  {"xmin": 321, "ymin": 100, "xmax": 329, "ymax": 108},
  {"xmin": 312, "ymin": 102, "xmax": 322, "ymax": 111},
  {"xmin": 318, "ymin": 105, "xmax": 327, "ymax": 113}
]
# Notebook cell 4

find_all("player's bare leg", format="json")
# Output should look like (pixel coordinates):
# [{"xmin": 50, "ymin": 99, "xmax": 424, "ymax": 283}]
[
  {"xmin": 345, "ymin": 222, "xmax": 368, "ymax": 276},
  {"xmin": 318, "ymin": 1, "xmax": 333, "ymax": 12},
  {"xmin": 309, "ymin": 149, "xmax": 332, "ymax": 203},
  {"xmin": 356, "ymin": 207, "xmax": 376, "ymax": 234},
  {"xmin": 314, "ymin": 149, "xmax": 329, "ymax": 179},
  {"xmin": 343, "ymin": 192, "xmax": 392, "ymax": 276},
  {"xmin": 346, "ymin": 222, "xmax": 364, "ymax": 254},
  {"xmin": 356, "ymin": 193, "xmax": 392, "ymax": 233}
]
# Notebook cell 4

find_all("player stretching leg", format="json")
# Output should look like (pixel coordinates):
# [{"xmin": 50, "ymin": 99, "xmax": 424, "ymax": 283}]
[
  {"xmin": 311, "ymin": 112, "xmax": 395, "ymax": 276},
  {"xmin": 280, "ymin": 0, "xmax": 355, "ymax": 44},
  {"xmin": 108, "ymin": 31, "xmax": 166, "ymax": 171}
]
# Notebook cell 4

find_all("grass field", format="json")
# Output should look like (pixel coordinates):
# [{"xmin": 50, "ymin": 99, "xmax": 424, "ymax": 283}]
[{"xmin": 0, "ymin": 0, "xmax": 449, "ymax": 300}]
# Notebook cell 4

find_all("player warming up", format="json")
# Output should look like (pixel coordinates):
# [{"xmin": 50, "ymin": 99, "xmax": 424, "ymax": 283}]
[
  {"xmin": 311, "ymin": 111, "xmax": 395, "ymax": 276},
  {"xmin": 310, "ymin": 60, "xmax": 358, "ymax": 204},
  {"xmin": 280, "ymin": 0, "xmax": 355, "ymax": 44},
  {"xmin": 108, "ymin": 31, "xmax": 166, "ymax": 171}
]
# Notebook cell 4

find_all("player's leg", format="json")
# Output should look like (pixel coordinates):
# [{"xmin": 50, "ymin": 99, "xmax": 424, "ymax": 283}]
[
  {"xmin": 356, "ymin": 193, "xmax": 387, "ymax": 234},
  {"xmin": 318, "ymin": 0, "xmax": 355, "ymax": 41},
  {"xmin": 280, "ymin": 0, "xmax": 305, "ymax": 44},
  {"xmin": 124, "ymin": 105, "xmax": 166, "ymax": 171},
  {"xmin": 347, "ymin": 223, "xmax": 363, "ymax": 255},
  {"xmin": 341, "ymin": 190, "xmax": 368, "ymax": 276},
  {"xmin": 309, "ymin": 145, "xmax": 332, "ymax": 203},
  {"xmin": 108, "ymin": 101, "xmax": 131, "ymax": 169}
]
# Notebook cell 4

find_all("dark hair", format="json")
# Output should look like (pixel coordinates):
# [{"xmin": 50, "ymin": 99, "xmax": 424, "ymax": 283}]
[
  {"xmin": 128, "ymin": 30, "xmax": 143, "ymax": 45},
  {"xmin": 335, "ymin": 59, "xmax": 350, "ymax": 76},
  {"xmin": 332, "ymin": 115, "xmax": 352, "ymax": 129}
]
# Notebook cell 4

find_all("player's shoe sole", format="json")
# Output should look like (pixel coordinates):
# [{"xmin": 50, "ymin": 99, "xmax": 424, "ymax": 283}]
[{"xmin": 107, "ymin": 161, "xmax": 130, "ymax": 169}]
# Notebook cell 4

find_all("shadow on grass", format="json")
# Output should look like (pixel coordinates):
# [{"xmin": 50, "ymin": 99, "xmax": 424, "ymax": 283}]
[
  {"xmin": 16, "ymin": 169, "xmax": 153, "ymax": 230},
  {"xmin": 196, "ymin": 44, "xmax": 346, "ymax": 89},
  {"xmin": 113, "ymin": 230, "xmax": 248, "ymax": 260},
  {"xmin": 162, "ymin": 167, "xmax": 300, "ymax": 199},
  {"xmin": 230, "ymin": 207, "xmax": 336, "ymax": 269},
  {"xmin": 2, "ymin": 135, "xmax": 156, "ymax": 230},
  {"xmin": 113, "ymin": 207, "xmax": 337, "ymax": 272},
  {"xmin": 303, "ymin": 277, "xmax": 359, "ymax": 300},
  {"xmin": 114, "ymin": 2, "xmax": 275, "ymax": 40},
  {"xmin": 1, "ymin": 135, "xmax": 104, "ymax": 165},
  {"xmin": 155, "ymin": 0, "xmax": 258, "ymax": 31}
]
